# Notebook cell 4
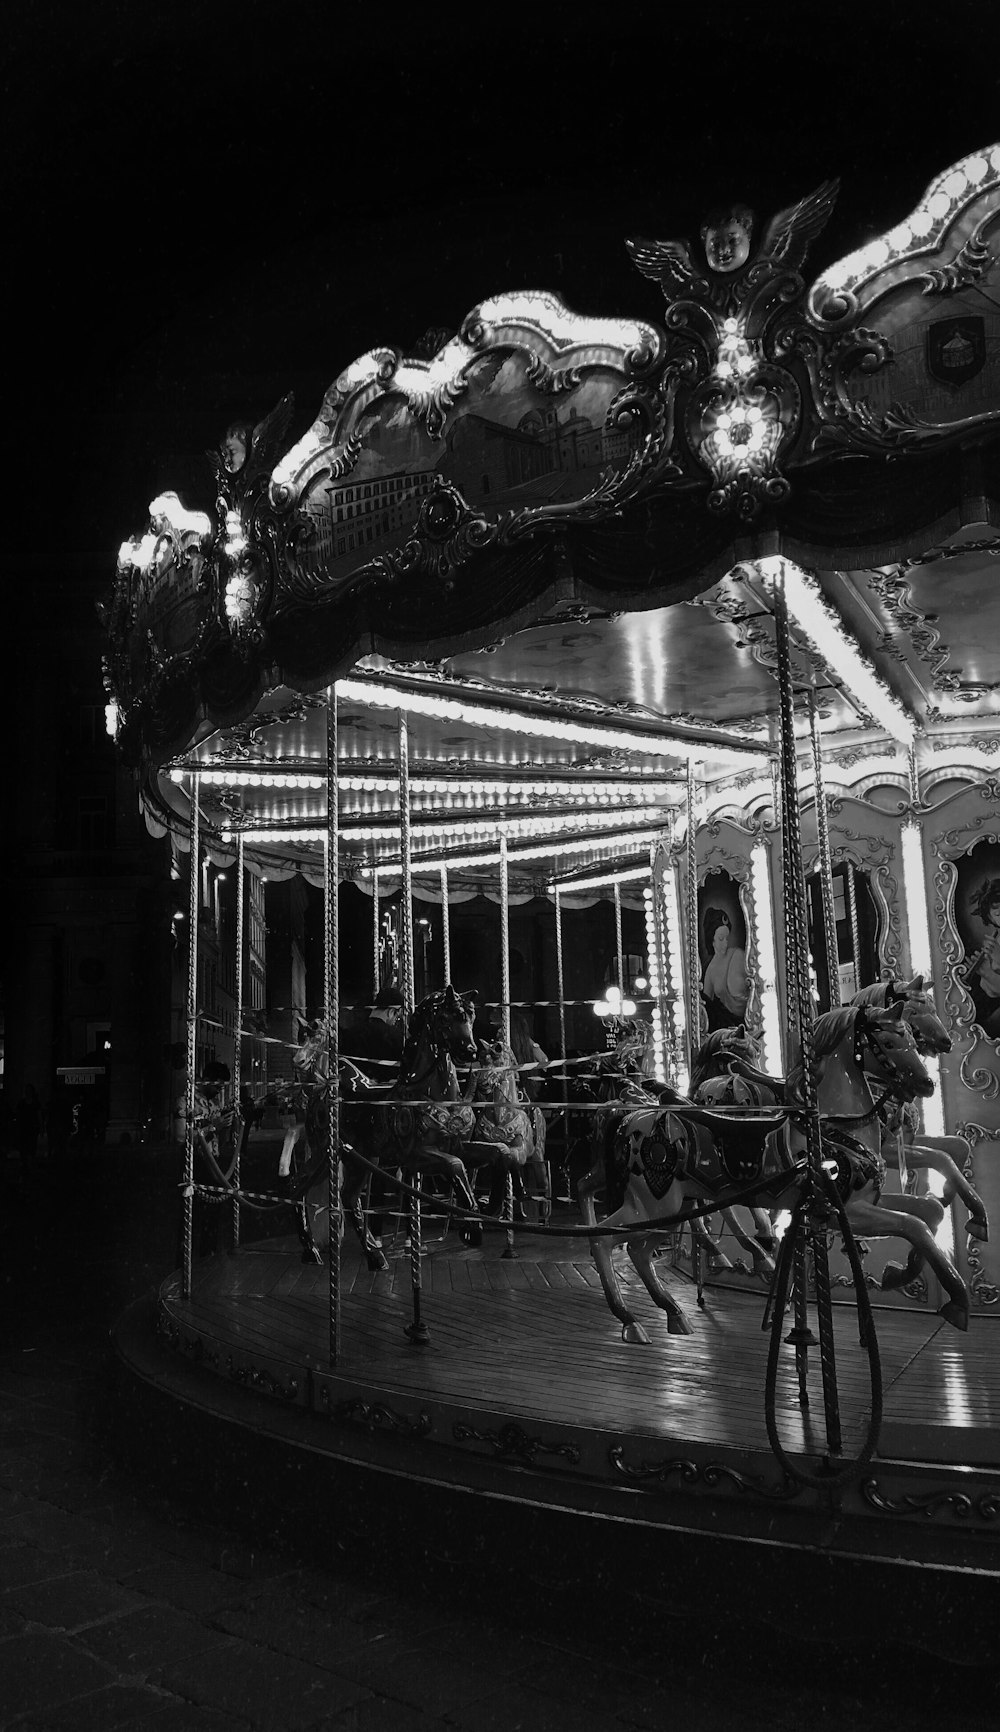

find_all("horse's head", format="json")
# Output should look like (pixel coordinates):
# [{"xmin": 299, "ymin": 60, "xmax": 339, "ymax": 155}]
[
  {"xmin": 854, "ymin": 976, "xmax": 952, "ymax": 1056},
  {"xmin": 691, "ymin": 1024, "xmax": 761, "ymax": 1085},
  {"xmin": 889, "ymin": 975, "xmax": 952, "ymax": 1055},
  {"xmin": 402, "ymin": 984, "xmax": 478, "ymax": 1076},
  {"xmin": 292, "ymin": 1019, "xmax": 328, "ymax": 1082},
  {"xmin": 854, "ymin": 1003, "xmax": 935, "ymax": 1100},
  {"xmin": 473, "ymin": 1035, "xmax": 519, "ymax": 1101}
]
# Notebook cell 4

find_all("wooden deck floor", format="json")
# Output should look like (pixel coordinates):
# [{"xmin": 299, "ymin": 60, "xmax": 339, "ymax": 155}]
[{"xmin": 160, "ymin": 1225, "xmax": 1000, "ymax": 1475}]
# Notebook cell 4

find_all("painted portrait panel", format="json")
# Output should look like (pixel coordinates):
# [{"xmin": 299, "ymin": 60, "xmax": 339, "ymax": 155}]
[
  {"xmin": 698, "ymin": 868, "xmax": 750, "ymax": 1033},
  {"xmin": 954, "ymin": 838, "xmax": 1000, "ymax": 1040}
]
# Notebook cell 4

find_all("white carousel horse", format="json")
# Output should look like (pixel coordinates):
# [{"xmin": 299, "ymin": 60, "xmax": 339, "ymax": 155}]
[
  {"xmin": 470, "ymin": 1031, "xmax": 550, "ymax": 1222},
  {"xmin": 577, "ymin": 1024, "xmax": 778, "ymax": 1282},
  {"xmin": 579, "ymin": 1002, "xmax": 970, "ymax": 1342},
  {"xmin": 294, "ymin": 985, "xmax": 512, "ymax": 1266},
  {"xmin": 852, "ymin": 976, "xmax": 988, "ymax": 1245}
]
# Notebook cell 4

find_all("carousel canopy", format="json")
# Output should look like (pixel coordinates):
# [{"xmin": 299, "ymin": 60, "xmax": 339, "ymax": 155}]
[{"xmin": 105, "ymin": 147, "xmax": 1000, "ymax": 892}]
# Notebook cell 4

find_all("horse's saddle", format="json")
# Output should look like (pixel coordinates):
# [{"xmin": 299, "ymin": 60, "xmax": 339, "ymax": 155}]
[{"xmin": 624, "ymin": 1104, "xmax": 791, "ymax": 1200}]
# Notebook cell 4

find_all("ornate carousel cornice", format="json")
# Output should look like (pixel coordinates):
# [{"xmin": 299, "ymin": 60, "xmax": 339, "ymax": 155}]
[{"xmin": 105, "ymin": 147, "xmax": 1000, "ymax": 770}]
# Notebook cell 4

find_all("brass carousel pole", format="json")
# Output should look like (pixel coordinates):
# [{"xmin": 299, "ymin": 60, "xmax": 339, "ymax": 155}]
[
  {"xmin": 232, "ymin": 831, "xmax": 245, "ymax": 1253},
  {"xmin": 398, "ymin": 710, "xmax": 427, "ymax": 1342},
  {"xmin": 614, "ymin": 879, "xmax": 625, "ymax": 1001},
  {"xmin": 326, "ymin": 688, "xmax": 342, "ymax": 1366},
  {"xmin": 499, "ymin": 831, "xmax": 516, "ymax": 1258},
  {"xmin": 554, "ymin": 884, "xmax": 571, "ymax": 1202},
  {"xmin": 773, "ymin": 567, "xmax": 842, "ymax": 1457},
  {"xmin": 809, "ymin": 691, "xmax": 841, "ymax": 1008},
  {"xmin": 182, "ymin": 772, "xmax": 201, "ymax": 1302},
  {"xmin": 685, "ymin": 760, "xmax": 701, "ymax": 1074},
  {"xmin": 439, "ymin": 865, "xmax": 451, "ymax": 987}
]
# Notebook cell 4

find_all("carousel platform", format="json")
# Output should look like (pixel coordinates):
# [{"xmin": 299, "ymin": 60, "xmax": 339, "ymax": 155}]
[{"xmin": 107, "ymin": 1210, "xmax": 1000, "ymax": 1662}]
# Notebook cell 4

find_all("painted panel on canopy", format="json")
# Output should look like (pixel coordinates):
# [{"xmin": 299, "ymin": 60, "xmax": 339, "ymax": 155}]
[{"xmin": 272, "ymin": 297, "xmax": 656, "ymax": 590}]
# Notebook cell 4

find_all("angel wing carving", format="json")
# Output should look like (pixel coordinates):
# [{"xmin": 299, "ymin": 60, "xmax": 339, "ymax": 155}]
[
  {"xmin": 625, "ymin": 235, "xmax": 702, "ymax": 295},
  {"xmin": 207, "ymin": 392, "xmax": 296, "ymax": 493},
  {"xmin": 758, "ymin": 179, "xmax": 840, "ymax": 273}
]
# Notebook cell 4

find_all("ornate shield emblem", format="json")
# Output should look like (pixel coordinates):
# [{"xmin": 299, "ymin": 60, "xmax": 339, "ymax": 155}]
[{"xmin": 926, "ymin": 316, "xmax": 986, "ymax": 387}]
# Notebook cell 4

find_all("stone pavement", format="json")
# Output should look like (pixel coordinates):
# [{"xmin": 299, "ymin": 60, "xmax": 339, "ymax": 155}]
[{"xmin": 3, "ymin": 1144, "xmax": 1000, "ymax": 1729}]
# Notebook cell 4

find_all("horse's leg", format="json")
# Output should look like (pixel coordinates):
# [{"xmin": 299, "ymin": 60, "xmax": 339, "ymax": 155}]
[
  {"xmin": 579, "ymin": 1176, "xmax": 687, "ymax": 1343},
  {"xmin": 691, "ymin": 1214, "xmax": 733, "ymax": 1272},
  {"xmin": 341, "ymin": 1153, "xmax": 389, "ymax": 1273},
  {"xmin": 909, "ymin": 1137, "xmax": 988, "ymax": 1241},
  {"xmin": 717, "ymin": 1206, "xmax": 776, "ymax": 1280},
  {"xmin": 278, "ymin": 1122, "xmax": 304, "ymax": 1178},
  {"xmin": 749, "ymin": 1206, "xmax": 778, "ymax": 1251},
  {"xmin": 627, "ymin": 1231, "xmax": 694, "ymax": 1335},
  {"xmin": 845, "ymin": 1197, "xmax": 969, "ymax": 1329}
]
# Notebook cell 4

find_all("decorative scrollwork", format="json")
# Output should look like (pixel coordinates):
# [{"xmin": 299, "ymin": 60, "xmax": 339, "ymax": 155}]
[
  {"xmin": 325, "ymin": 1395, "xmax": 433, "ymax": 1436},
  {"xmin": 452, "ymin": 1420, "xmax": 581, "ymax": 1465},
  {"xmin": 226, "ymin": 1357, "xmax": 300, "ymax": 1402},
  {"xmin": 861, "ymin": 1479, "xmax": 1000, "ymax": 1521},
  {"xmin": 609, "ymin": 1445, "xmax": 801, "ymax": 1501}
]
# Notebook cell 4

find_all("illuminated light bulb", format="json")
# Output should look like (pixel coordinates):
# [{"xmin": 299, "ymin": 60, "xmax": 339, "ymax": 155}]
[
  {"xmin": 821, "ymin": 261, "xmax": 850, "ymax": 290},
  {"xmin": 606, "ymin": 986, "xmax": 622, "ymax": 1009},
  {"xmin": 909, "ymin": 209, "xmax": 932, "ymax": 237},
  {"xmin": 864, "ymin": 240, "xmax": 889, "ymax": 269},
  {"xmin": 967, "ymin": 155, "xmax": 988, "ymax": 183},
  {"xmin": 593, "ymin": 998, "xmax": 612, "ymax": 1017},
  {"xmin": 715, "ymin": 360, "xmax": 733, "ymax": 379},
  {"xmin": 104, "ymin": 701, "xmax": 119, "ymax": 739},
  {"xmin": 887, "ymin": 223, "xmax": 913, "ymax": 251},
  {"xmin": 634, "ymin": 975, "xmax": 648, "ymax": 991},
  {"xmin": 927, "ymin": 192, "xmax": 950, "ymax": 220},
  {"xmin": 723, "ymin": 318, "xmax": 739, "ymax": 334},
  {"xmin": 736, "ymin": 351, "xmax": 755, "ymax": 375},
  {"xmin": 746, "ymin": 406, "xmax": 762, "ymax": 424},
  {"xmin": 716, "ymin": 411, "xmax": 732, "ymax": 430},
  {"xmin": 757, "ymin": 557, "xmax": 916, "ymax": 746},
  {"xmin": 943, "ymin": 170, "xmax": 968, "ymax": 198},
  {"xmin": 621, "ymin": 998, "xmax": 637, "ymax": 1017}
]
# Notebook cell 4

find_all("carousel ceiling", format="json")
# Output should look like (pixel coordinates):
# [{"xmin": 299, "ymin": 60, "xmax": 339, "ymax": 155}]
[{"xmin": 106, "ymin": 146, "xmax": 1000, "ymax": 891}]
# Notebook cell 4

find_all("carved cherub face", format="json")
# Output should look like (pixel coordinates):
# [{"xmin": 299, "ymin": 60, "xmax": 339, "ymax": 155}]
[
  {"xmin": 701, "ymin": 213, "xmax": 752, "ymax": 273},
  {"xmin": 222, "ymin": 426, "xmax": 248, "ymax": 473}
]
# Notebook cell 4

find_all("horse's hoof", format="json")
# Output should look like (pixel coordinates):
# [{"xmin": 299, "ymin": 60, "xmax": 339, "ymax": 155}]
[
  {"xmin": 366, "ymin": 1250, "xmax": 389, "ymax": 1273},
  {"xmin": 754, "ymin": 1232, "xmax": 778, "ymax": 1253},
  {"xmin": 881, "ymin": 1261, "xmax": 910, "ymax": 1291},
  {"xmin": 938, "ymin": 1300, "xmax": 970, "ymax": 1332},
  {"xmin": 301, "ymin": 1248, "xmax": 324, "ymax": 1266},
  {"xmin": 622, "ymin": 1322, "xmax": 651, "ymax": 1345},
  {"xmin": 707, "ymin": 1252, "xmax": 734, "ymax": 1273},
  {"xmin": 967, "ymin": 1220, "xmax": 989, "ymax": 1243},
  {"xmin": 752, "ymin": 1253, "xmax": 776, "ymax": 1282},
  {"xmin": 666, "ymin": 1310, "xmax": 694, "ymax": 1336}
]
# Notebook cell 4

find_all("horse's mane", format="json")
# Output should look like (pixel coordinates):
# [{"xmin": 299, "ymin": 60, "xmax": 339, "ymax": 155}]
[
  {"xmin": 785, "ymin": 1005, "xmax": 858, "ymax": 1099},
  {"xmin": 852, "ymin": 981, "xmax": 890, "ymax": 1010}
]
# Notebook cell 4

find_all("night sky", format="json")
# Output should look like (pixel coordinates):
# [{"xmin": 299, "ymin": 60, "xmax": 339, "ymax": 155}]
[{"xmin": 7, "ymin": 2, "xmax": 1000, "ymax": 611}]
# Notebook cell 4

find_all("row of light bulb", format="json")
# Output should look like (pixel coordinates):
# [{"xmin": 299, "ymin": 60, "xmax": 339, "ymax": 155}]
[
  {"xmin": 176, "ymin": 765, "xmax": 676, "ymax": 803},
  {"xmin": 815, "ymin": 146, "xmax": 1000, "ymax": 297}
]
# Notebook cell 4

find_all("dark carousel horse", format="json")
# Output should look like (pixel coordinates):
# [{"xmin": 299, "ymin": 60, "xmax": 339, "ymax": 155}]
[
  {"xmin": 292, "ymin": 985, "xmax": 515, "ymax": 1268},
  {"xmin": 579, "ymin": 1002, "xmax": 970, "ymax": 1341}
]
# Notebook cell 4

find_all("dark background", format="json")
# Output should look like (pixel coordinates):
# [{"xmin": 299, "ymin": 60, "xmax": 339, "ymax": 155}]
[{"xmin": 7, "ymin": 2, "xmax": 1000, "ymax": 613}]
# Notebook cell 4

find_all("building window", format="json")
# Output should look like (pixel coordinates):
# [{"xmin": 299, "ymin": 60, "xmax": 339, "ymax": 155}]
[{"xmin": 78, "ymin": 794, "xmax": 110, "ymax": 851}]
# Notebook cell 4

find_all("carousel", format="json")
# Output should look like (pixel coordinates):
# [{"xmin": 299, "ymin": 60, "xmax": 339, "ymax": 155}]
[{"xmin": 104, "ymin": 148, "xmax": 1000, "ymax": 1647}]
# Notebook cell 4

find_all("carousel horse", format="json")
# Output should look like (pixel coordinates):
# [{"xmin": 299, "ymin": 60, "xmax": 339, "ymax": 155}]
[
  {"xmin": 578, "ymin": 1024, "xmax": 777, "ymax": 1280},
  {"xmin": 470, "ymin": 1031, "xmax": 550, "ymax": 1222},
  {"xmin": 294, "ymin": 985, "xmax": 511, "ymax": 1267},
  {"xmin": 852, "ymin": 976, "xmax": 988, "ymax": 1245},
  {"xmin": 579, "ymin": 1001, "xmax": 970, "ymax": 1342}
]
